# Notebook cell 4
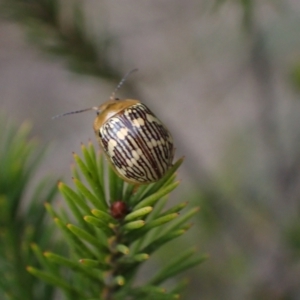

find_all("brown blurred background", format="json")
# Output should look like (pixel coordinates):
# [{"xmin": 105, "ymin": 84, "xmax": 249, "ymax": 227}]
[{"xmin": 1, "ymin": 0, "xmax": 300, "ymax": 299}]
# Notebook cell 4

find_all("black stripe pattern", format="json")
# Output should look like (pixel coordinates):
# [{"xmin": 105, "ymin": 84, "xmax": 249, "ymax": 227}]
[{"xmin": 99, "ymin": 103, "xmax": 174, "ymax": 184}]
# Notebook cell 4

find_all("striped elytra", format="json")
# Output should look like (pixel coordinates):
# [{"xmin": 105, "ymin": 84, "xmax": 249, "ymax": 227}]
[{"xmin": 93, "ymin": 99, "xmax": 174, "ymax": 184}]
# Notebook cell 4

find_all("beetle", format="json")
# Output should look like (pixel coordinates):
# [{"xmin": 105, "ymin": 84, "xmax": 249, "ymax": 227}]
[{"xmin": 53, "ymin": 69, "xmax": 174, "ymax": 184}]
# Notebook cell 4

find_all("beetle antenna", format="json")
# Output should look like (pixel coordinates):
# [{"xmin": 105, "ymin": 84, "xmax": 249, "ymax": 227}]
[
  {"xmin": 52, "ymin": 106, "xmax": 99, "ymax": 119},
  {"xmin": 110, "ymin": 68, "xmax": 138, "ymax": 100}
]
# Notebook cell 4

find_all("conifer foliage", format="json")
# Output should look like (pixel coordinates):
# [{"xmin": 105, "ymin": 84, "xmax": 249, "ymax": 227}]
[
  {"xmin": 28, "ymin": 141, "xmax": 206, "ymax": 300},
  {"xmin": 0, "ymin": 119, "xmax": 58, "ymax": 300}
]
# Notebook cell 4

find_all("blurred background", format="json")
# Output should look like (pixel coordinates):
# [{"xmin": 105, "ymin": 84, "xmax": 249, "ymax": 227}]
[{"xmin": 1, "ymin": 0, "xmax": 300, "ymax": 299}]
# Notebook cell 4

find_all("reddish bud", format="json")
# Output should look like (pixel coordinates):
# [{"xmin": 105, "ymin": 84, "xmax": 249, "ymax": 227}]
[{"xmin": 110, "ymin": 201, "xmax": 128, "ymax": 219}]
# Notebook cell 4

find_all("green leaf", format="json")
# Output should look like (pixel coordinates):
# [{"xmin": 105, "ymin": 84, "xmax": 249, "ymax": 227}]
[
  {"xmin": 54, "ymin": 218, "xmax": 97, "ymax": 259},
  {"xmin": 73, "ymin": 178, "xmax": 106, "ymax": 211},
  {"xmin": 114, "ymin": 275, "xmax": 125, "ymax": 286},
  {"xmin": 160, "ymin": 207, "xmax": 200, "ymax": 237},
  {"xmin": 116, "ymin": 244, "xmax": 130, "ymax": 255},
  {"xmin": 129, "ymin": 213, "xmax": 179, "ymax": 242},
  {"xmin": 91, "ymin": 208, "xmax": 116, "ymax": 224},
  {"xmin": 159, "ymin": 202, "xmax": 188, "ymax": 217},
  {"xmin": 27, "ymin": 266, "xmax": 82, "ymax": 295},
  {"xmin": 142, "ymin": 229, "xmax": 186, "ymax": 255},
  {"xmin": 67, "ymin": 224, "xmax": 108, "ymax": 252},
  {"xmin": 123, "ymin": 183, "xmax": 136, "ymax": 202},
  {"xmin": 31, "ymin": 243, "xmax": 57, "ymax": 273},
  {"xmin": 141, "ymin": 158, "xmax": 184, "ymax": 199},
  {"xmin": 73, "ymin": 153, "xmax": 106, "ymax": 207},
  {"xmin": 134, "ymin": 181, "xmax": 180, "ymax": 210},
  {"xmin": 119, "ymin": 253, "xmax": 149, "ymax": 264},
  {"xmin": 44, "ymin": 202, "xmax": 58, "ymax": 219},
  {"xmin": 44, "ymin": 252, "xmax": 103, "ymax": 281},
  {"xmin": 169, "ymin": 279, "xmax": 189, "ymax": 295},
  {"xmin": 57, "ymin": 183, "xmax": 89, "ymax": 230},
  {"xmin": 124, "ymin": 206, "xmax": 153, "ymax": 222},
  {"xmin": 58, "ymin": 182, "xmax": 91, "ymax": 215},
  {"xmin": 148, "ymin": 248, "xmax": 208, "ymax": 285},
  {"xmin": 123, "ymin": 220, "xmax": 145, "ymax": 231},
  {"xmin": 84, "ymin": 216, "xmax": 114, "ymax": 236},
  {"xmin": 109, "ymin": 159, "xmax": 124, "ymax": 202},
  {"xmin": 79, "ymin": 258, "xmax": 106, "ymax": 268}
]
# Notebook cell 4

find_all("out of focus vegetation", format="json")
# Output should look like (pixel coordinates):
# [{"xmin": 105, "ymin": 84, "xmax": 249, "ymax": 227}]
[{"xmin": 0, "ymin": 118, "xmax": 58, "ymax": 299}]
